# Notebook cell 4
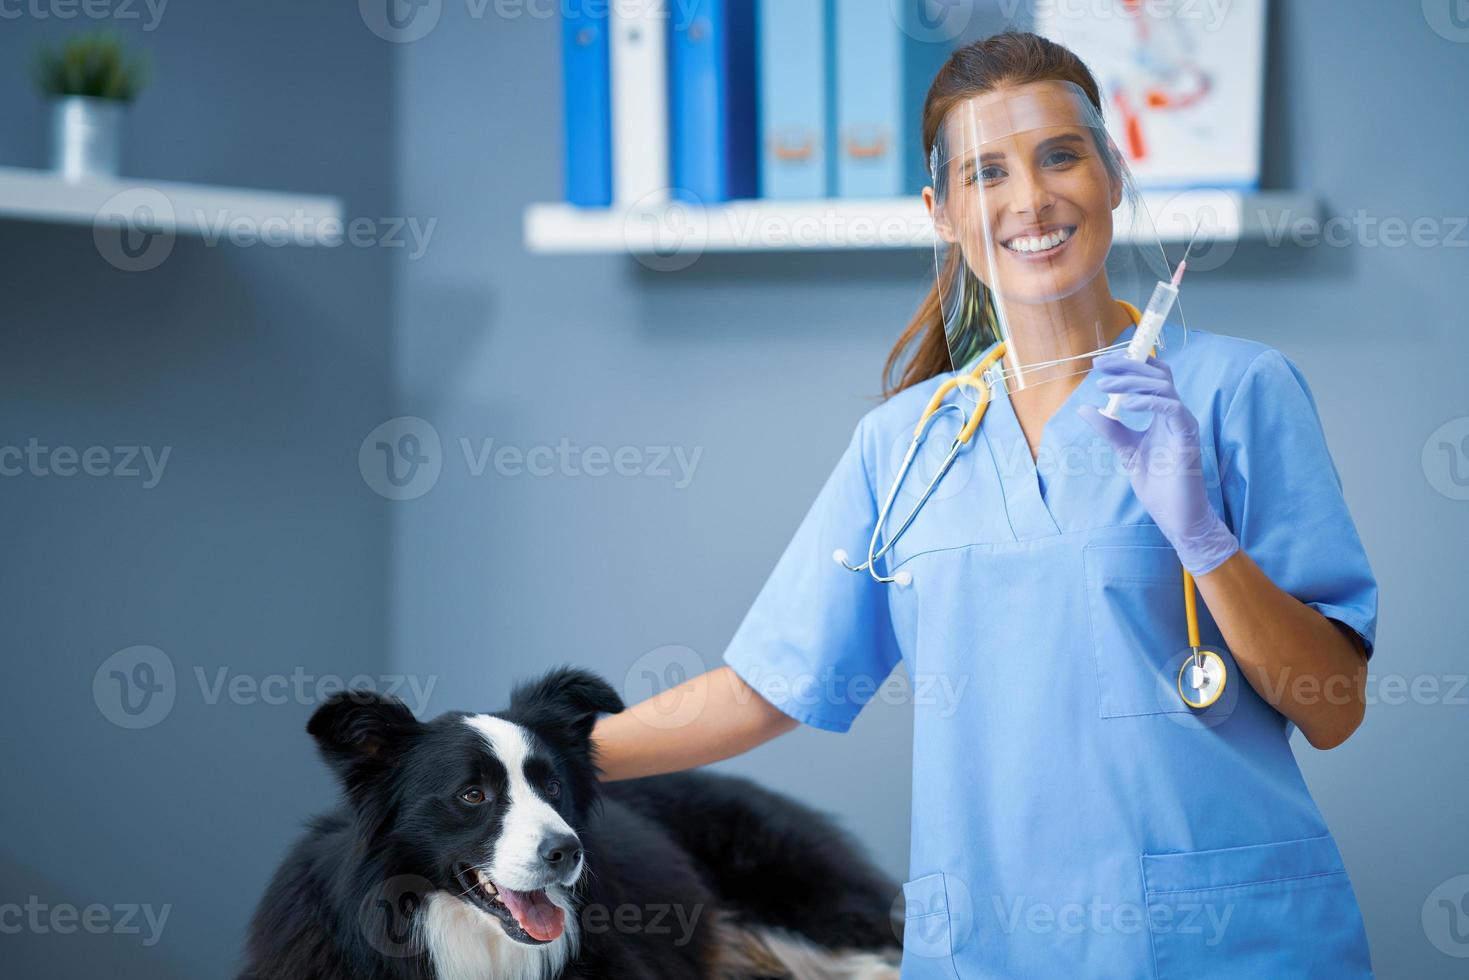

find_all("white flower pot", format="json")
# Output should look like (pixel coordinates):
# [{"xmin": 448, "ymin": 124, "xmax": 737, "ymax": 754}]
[{"xmin": 50, "ymin": 96, "xmax": 126, "ymax": 182}]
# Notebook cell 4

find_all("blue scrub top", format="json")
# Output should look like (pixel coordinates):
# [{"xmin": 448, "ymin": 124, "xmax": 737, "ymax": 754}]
[{"xmin": 722, "ymin": 325, "xmax": 1378, "ymax": 978}]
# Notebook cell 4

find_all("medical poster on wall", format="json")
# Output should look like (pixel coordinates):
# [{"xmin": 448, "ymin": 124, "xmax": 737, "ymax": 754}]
[{"xmin": 1034, "ymin": 0, "xmax": 1268, "ymax": 190}]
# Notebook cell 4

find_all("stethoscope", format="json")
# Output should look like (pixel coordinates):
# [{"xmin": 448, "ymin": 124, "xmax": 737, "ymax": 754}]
[{"xmin": 832, "ymin": 300, "xmax": 1227, "ymax": 710}]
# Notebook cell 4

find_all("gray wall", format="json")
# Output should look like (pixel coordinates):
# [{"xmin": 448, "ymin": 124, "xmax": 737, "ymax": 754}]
[
  {"xmin": 2, "ymin": 1, "xmax": 1467, "ymax": 978},
  {"xmin": 0, "ymin": 4, "xmax": 396, "ymax": 978}
]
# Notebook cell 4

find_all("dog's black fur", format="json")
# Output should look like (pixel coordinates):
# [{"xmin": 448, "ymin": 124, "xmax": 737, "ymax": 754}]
[{"xmin": 239, "ymin": 667, "xmax": 900, "ymax": 979}]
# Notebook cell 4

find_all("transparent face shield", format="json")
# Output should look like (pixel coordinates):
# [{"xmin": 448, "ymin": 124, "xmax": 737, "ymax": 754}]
[{"xmin": 927, "ymin": 80, "xmax": 1184, "ymax": 396}]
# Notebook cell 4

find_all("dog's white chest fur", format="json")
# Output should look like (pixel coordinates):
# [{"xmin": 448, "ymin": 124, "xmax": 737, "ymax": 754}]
[{"xmin": 422, "ymin": 891, "xmax": 579, "ymax": 980}]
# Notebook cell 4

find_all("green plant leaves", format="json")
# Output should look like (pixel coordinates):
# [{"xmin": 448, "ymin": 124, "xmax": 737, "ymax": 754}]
[{"xmin": 33, "ymin": 32, "xmax": 149, "ymax": 102}]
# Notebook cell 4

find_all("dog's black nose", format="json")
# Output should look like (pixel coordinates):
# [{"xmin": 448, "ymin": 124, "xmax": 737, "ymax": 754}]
[{"xmin": 539, "ymin": 833, "xmax": 582, "ymax": 872}]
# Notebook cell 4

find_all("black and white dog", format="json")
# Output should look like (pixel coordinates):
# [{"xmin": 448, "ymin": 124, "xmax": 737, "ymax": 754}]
[{"xmin": 239, "ymin": 667, "xmax": 902, "ymax": 979}]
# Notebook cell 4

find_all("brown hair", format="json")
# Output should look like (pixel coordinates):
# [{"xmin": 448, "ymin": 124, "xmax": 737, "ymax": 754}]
[{"xmin": 881, "ymin": 32, "xmax": 1108, "ymax": 399}]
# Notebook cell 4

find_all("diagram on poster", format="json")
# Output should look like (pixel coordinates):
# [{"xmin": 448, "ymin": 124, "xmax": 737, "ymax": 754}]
[{"xmin": 1035, "ymin": 0, "xmax": 1268, "ymax": 189}]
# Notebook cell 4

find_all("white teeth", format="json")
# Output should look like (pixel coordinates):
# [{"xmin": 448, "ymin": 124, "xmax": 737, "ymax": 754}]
[
  {"xmin": 475, "ymin": 869, "xmax": 499, "ymax": 897},
  {"xmin": 1005, "ymin": 227, "xmax": 1071, "ymax": 253}
]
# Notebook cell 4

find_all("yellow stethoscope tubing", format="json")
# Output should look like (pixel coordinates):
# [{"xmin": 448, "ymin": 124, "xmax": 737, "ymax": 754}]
[
  {"xmin": 1180, "ymin": 565, "xmax": 1226, "ymax": 709},
  {"xmin": 1184, "ymin": 566, "xmax": 1202, "ymax": 650},
  {"xmin": 915, "ymin": 342, "xmax": 1009, "ymax": 442}
]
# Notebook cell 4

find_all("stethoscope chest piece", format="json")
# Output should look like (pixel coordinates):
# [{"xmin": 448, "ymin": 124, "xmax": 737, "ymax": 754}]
[{"xmin": 1178, "ymin": 648, "xmax": 1228, "ymax": 709}]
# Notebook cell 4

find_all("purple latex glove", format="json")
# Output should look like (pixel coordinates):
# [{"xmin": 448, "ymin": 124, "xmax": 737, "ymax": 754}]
[{"xmin": 1077, "ymin": 352, "xmax": 1239, "ymax": 576}]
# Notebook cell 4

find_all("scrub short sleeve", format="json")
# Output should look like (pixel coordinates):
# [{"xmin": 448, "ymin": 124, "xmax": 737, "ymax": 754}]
[
  {"xmin": 1217, "ymin": 350, "xmax": 1379, "ymax": 658},
  {"xmin": 721, "ymin": 417, "xmax": 903, "ymax": 732}
]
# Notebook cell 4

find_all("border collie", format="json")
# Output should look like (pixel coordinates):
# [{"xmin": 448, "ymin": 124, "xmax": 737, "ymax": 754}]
[{"xmin": 239, "ymin": 667, "xmax": 902, "ymax": 980}]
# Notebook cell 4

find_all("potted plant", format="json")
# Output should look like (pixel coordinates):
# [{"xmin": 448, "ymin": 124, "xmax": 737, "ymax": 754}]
[{"xmin": 33, "ymin": 32, "xmax": 149, "ymax": 181}]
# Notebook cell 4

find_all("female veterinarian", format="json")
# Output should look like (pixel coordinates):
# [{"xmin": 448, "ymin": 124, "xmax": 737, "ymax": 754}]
[{"xmin": 593, "ymin": 32, "xmax": 1377, "ymax": 979}]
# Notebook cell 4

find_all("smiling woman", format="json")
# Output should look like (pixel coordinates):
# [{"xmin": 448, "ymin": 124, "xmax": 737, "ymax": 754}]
[{"xmin": 594, "ymin": 29, "xmax": 1381, "ymax": 980}]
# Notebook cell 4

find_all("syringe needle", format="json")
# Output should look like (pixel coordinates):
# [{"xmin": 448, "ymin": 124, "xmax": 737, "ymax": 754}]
[{"xmin": 1171, "ymin": 217, "xmax": 1206, "ymax": 286}]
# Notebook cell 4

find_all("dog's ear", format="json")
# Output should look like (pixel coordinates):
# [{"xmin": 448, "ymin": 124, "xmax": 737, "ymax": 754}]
[
  {"xmin": 308, "ymin": 689, "xmax": 420, "ymax": 786},
  {"xmin": 508, "ymin": 667, "xmax": 624, "ymax": 747}
]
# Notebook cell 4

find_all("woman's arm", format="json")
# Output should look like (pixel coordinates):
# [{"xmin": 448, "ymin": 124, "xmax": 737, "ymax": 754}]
[
  {"xmin": 590, "ymin": 665, "xmax": 799, "ymax": 781},
  {"xmin": 1195, "ymin": 551, "xmax": 1368, "ymax": 749}
]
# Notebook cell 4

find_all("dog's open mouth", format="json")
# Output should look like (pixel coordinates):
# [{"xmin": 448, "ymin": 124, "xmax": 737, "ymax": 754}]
[{"xmin": 454, "ymin": 864, "xmax": 565, "ymax": 944}]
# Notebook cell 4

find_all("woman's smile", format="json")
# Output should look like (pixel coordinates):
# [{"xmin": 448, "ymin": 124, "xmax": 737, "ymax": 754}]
[{"xmin": 1000, "ymin": 223, "xmax": 1077, "ymax": 260}]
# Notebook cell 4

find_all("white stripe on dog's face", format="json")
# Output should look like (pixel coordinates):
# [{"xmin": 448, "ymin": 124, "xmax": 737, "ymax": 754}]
[{"xmin": 462, "ymin": 715, "xmax": 579, "ymax": 890}]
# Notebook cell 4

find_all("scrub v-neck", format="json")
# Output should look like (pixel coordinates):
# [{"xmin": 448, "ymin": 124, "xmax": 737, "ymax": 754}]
[{"xmin": 979, "ymin": 321, "xmax": 1137, "ymax": 540}]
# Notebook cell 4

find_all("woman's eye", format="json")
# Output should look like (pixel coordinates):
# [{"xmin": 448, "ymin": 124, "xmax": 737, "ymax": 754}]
[
  {"xmin": 974, "ymin": 165, "xmax": 1004, "ymax": 184},
  {"xmin": 545, "ymin": 780, "xmax": 561, "ymax": 799},
  {"xmin": 1043, "ymin": 150, "xmax": 1080, "ymax": 167},
  {"xmin": 460, "ymin": 787, "xmax": 487, "ymax": 805}
]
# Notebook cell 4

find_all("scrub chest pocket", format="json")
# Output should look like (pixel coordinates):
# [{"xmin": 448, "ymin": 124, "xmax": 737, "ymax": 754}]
[{"xmin": 1084, "ymin": 533, "xmax": 1199, "ymax": 719}]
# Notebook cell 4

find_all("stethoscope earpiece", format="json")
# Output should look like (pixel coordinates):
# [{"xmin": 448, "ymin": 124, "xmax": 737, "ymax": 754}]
[{"xmin": 836, "ymin": 548, "xmax": 912, "ymax": 587}]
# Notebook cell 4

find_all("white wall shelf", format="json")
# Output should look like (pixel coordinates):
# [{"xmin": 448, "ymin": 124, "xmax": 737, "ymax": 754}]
[
  {"xmin": 524, "ymin": 190, "xmax": 1316, "ymax": 255},
  {"xmin": 0, "ymin": 166, "xmax": 343, "ymax": 243}
]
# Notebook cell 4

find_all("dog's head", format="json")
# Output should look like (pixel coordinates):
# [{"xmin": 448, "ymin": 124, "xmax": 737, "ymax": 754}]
[{"xmin": 308, "ymin": 667, "xmax": 624, "ymax": 946}]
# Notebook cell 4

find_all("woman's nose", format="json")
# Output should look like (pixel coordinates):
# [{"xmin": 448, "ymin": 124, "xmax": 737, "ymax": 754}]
[{"xmin": 1008, "ymin": 164, "xmax": 1055, "ymax": 217}]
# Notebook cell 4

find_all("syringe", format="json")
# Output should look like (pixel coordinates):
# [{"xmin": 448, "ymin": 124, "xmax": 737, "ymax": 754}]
[{"xmin": 1099, "ymin": 221, "xmax": 1203, "ymax": 421}]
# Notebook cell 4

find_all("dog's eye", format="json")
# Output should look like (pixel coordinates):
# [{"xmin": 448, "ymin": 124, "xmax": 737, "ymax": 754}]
[
  {"xmin": 545, "ymin": 779, "xmax": 561, "ymax": 799},
  {"xmin": 460, "ymin": 787, "xmax": 487, "ymax": 806}
]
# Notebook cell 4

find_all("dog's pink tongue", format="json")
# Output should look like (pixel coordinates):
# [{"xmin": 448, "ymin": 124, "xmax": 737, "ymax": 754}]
[{"xmin": 499, "ymin": 888, "xmax": 564, "ymax": 942}]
